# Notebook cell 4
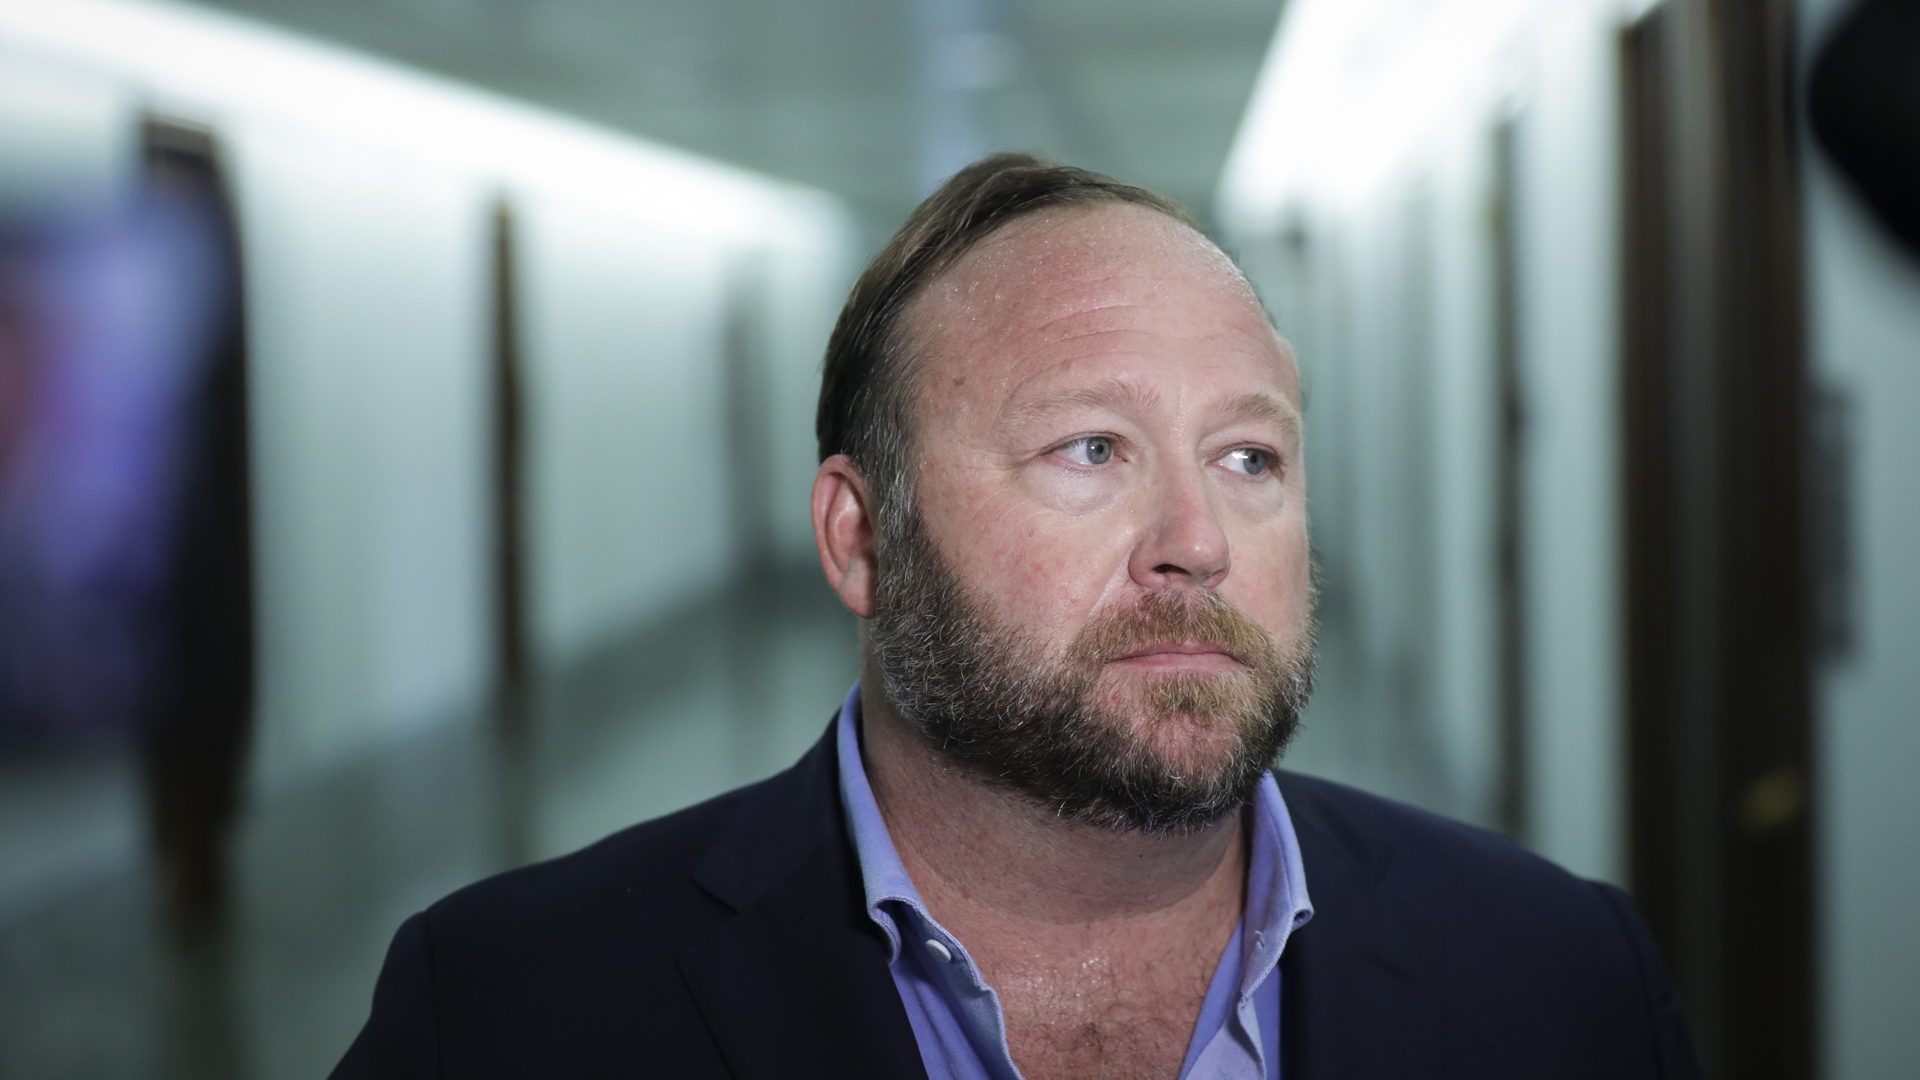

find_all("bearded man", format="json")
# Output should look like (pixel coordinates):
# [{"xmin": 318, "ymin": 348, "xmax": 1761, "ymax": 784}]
[{"xmin": 334, "ymin": 156, "xmax": 1701, "ymax": 1080}]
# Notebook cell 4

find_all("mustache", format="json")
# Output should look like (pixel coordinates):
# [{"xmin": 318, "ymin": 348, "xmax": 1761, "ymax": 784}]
[{"xmin": 1067, "ymin": 589, "xmax": 1278, "ymax": 669}]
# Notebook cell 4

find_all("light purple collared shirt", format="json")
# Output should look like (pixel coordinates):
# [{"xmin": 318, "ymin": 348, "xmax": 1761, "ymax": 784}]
[{"xmin": 834, "ymin": 683, "xmax": 1314, "ymax": 1080}]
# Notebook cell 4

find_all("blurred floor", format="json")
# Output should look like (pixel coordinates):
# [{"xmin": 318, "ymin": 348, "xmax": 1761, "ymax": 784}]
[{"xmin": 0, "ymin": 568, "xmax": 857, "ymax": 1080}]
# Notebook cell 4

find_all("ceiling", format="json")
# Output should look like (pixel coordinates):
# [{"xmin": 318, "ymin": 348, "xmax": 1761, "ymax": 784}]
[{"xmin": 188, "ymin": 0, "xmax": 1285, "ymax": 246}]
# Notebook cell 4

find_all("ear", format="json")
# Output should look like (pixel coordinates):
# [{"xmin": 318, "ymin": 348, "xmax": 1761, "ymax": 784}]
[{"xmin": 813, "ymin": 454, "xmax": 878, "ymax": 619}]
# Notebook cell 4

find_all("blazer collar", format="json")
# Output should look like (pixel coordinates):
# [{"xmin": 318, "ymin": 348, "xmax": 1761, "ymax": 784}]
[
  {"xmin": 1277, "ymin": 771, "xmax": 1444, "ymax": 1078},
  {"xmin": 679, "ymin": 720, "xmax": 930, "ymax": 1080},
  {"xmin": 689, "ymin": 720, "xmax": 842, "ymax": 911}
]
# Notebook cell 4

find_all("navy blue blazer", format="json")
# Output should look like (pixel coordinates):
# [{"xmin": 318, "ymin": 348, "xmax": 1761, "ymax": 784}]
[{"xmin": 333, "ymin": 720, "xmax": 1701, "ymax": 1079}]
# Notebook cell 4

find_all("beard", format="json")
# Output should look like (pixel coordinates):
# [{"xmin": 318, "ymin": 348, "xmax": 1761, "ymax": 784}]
[{"xmin": 868, "ymin": 505, "xmax": 1315, "ymax": 836}]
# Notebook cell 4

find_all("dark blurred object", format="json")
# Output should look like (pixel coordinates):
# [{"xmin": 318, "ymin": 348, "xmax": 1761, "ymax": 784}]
[
  {"xmin": 0, "ymin": 132, "xmax": 226, "ymax": 747},
  {"xmin": 1623, "ymin": 0, "xmax": 1813, "ymax": 1076},
  {"xmin": 1809, "ymin": 0, "xmax": 1920, "ymax": 257},
  {"xmin": 0, "ymin": 117, "xmax": 253, "ymax": 943},
  {"xmin": 137, "ymin": 119, "xmax": 254, "ymax": 946}
]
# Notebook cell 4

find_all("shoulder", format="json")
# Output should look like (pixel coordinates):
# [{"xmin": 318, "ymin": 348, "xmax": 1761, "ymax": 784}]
[
  {"xmin": 425, "ymin": 779, "xmax": 755, "ymax": 941},
  {"xmin": 332, "ymin": 727, "xmax": 848, "ymax": 1078},
  {"xmin": 332, "ymin": 769, "xmax": 820, "ymax": 1079},
  {"xmin": 424, "ymin": 720, "xmax": 841, "ymax": 948},
  {"xmin": 1276, "ymin": 769, "xmax": 1609, "ymax": 918},
  {"xmin": 1276, "ymin": 771, "xmax": 1701, "ymax": 1078},
  {"xmin": 392, "ymin": 777, "xmax": 772, "ymax": 1045}
]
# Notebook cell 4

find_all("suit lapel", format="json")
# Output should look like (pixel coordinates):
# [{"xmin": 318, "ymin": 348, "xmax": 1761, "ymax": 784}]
[
  {"xmin": 679, "ymin": 722, "xmax": 929, "ymax": 1080},
  {"xmin": 1278, "ymin": 773, "xmax": 1445, "ymax": 1079}
]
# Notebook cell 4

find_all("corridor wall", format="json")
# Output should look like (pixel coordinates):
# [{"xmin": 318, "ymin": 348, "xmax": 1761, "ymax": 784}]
[
  {"xmin": 0, "ymin": 0, "xmax": 851, "ymax": 792},
  {"xmin": 1801, "ymin": 5, "xmax": 1920, "ymax": 1079}
]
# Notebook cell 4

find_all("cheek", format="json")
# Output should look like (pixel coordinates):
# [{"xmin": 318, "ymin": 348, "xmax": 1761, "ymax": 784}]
[
  {"xmin": 1225, "ymin": 509, "xmax": 1313, "ymax": 631},
  {"xmin": 930, "ymin": 487, "xmax": 1133, "ymax": 637}
]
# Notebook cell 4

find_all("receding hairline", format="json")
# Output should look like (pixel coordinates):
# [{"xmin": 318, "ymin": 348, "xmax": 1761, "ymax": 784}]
[{"xmin": 890, "ymin": 201, "xmax": 1291, "ymax": 398}]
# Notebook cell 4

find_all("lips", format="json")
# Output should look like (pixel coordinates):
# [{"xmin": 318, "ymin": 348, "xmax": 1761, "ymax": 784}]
[
  {"xmin": 1067, "ymin": 589, "xmax": 1277, "ymax": 671},
  {"xmin": 1109, "ymin": 640, "xmax": 1244, "ymax": 665}
]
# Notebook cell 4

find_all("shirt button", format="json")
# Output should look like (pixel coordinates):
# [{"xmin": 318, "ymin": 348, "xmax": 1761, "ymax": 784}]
[{"xmin": 925, "ymin": 939, "xmax": 953, "ymax": 963}]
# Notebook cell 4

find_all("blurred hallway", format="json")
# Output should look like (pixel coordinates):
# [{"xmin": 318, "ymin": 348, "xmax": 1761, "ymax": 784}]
[
  {"xmin": 0, "ymin": 570, "xmax": 856, "ymax": 1078},
  {"xmin": 2, "ymin": 0, "xmax": 1918, "ymax": 1076}
]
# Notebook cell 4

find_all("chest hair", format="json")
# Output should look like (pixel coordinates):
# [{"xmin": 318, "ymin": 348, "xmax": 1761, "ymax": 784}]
[{"xmin": 993, "ymin": 941, "xmax": 1219, "ymax": 1080}]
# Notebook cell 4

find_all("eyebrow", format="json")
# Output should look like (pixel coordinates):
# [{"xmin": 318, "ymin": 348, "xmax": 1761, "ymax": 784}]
[
  {"xmin": 1000, "ymin": 379, "xmax": 1303, "ymax": 442},
  {"xmin": 1000, "ymin": 378, "xmax": 1162, "ymax": 427},
  {"xmin": 1220, "ymin": 391, "xmax": 1304, "ymax": 443}
]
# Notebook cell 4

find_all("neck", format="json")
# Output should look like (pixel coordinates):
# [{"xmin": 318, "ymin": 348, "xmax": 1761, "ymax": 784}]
[{"xmin": 857, "ymin": 671, "xmax": 1245, "ymax": 926}]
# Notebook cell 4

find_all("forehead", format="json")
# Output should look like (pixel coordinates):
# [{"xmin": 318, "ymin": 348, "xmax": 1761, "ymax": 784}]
[{"xmin": 902, "ymin": 203, "xmax": 1292, "ymax": 400}]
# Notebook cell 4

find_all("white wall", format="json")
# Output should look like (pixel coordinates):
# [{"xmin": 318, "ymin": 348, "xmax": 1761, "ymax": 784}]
[
  {"xmin": 521, "ymin": 202, "xmax": 732, "ymax": 658},
  {"xmin": 1805, "ymin": 168, "xmax": 1920, "ymax": 1078},
  {"xmin": 1425, "ymin": 127, "xmax": 1503, "ymax": 827},
  {"xmin": 1509, "ymin": 0, "xmax": 1626, "ymax": 883},
  {"xmin": 237, "ymin": 124, "xmax": 492, "ymax": 787},
  {"xmin": 1800, "ymin": 7, "xmax": 1920, "ymax": 1078},
  {"xmin": 0, "ymin": 0, "xmax": 852, "ymax": 791}
]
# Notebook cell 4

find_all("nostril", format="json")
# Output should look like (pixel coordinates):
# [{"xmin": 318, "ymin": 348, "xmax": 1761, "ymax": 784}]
[{"xmin": 1153, "ymin": 564, "xmax": 1180, "ymax": 575}]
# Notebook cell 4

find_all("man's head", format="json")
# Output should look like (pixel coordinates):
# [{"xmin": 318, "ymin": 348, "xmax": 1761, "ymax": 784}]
[{"xmin": 813, "ymin": 154, "xmax": 1315, "ymax": 835}]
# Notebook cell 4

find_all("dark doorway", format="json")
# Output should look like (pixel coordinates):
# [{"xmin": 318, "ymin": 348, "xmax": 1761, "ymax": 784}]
[
  {"xmin": 489, "ymin": 199, "xmax": 534, "ymax": 869},
  {"xmin": 1490, "ymin": 112, "xmax": 1530, "ymax": 844},
  {"xmin": 1620, "ymin": 1, "xmax": 1814, "ymax": 1076},
  {"xmin": 136, "ymin": 118, "xmax": 255, "ymax": 947},
  {"xmin": 490, "ymin": 199, "xmax": 530, "ymax": 730}
]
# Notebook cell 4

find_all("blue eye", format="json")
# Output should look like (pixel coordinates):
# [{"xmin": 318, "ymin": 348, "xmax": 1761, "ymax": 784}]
[
  {"xmin": 1062, "ymin": 436, "xmax": 1114, "ymax": 465},
  {"xmin": 1225, "ymin": 448, "xmax": 1271, "ymax": 475}
]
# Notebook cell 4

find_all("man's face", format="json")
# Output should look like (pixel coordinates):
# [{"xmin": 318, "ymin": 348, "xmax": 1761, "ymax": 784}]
[{"xmin": 868, "ymin": 203, "xmax": 1315, "ymax": 833}]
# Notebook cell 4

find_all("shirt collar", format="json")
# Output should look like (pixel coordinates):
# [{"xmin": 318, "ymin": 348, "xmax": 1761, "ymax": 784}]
[
  {"xmin": 835, "ymin": 682, "xmax": 919, "ymax": 962},
  {"xmin": 834, "ymin": 679, "xmax": 1314, "ymax": 985},
  {"xmin": 1239, "ymin": 755, "xmax": 1315, "ymax": 1000}
]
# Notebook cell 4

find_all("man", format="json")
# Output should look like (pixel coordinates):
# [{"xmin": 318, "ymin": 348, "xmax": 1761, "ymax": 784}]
[{"xmin": 334, "ymin": 156, "xmax": 1701, "ymax": 1079}]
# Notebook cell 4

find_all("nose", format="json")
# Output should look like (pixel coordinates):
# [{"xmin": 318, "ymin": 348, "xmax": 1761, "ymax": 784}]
[{"xmin": 1128, "ymin": 459, "xmax": 1231, "ymax": 590}]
